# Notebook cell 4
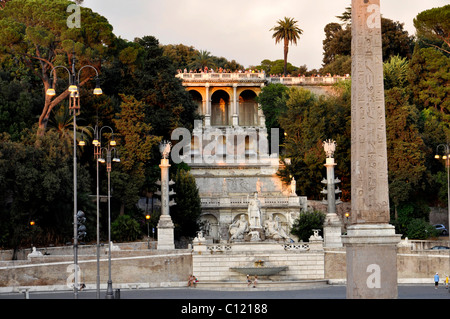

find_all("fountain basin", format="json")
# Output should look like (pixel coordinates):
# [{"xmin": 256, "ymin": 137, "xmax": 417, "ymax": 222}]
[{"xmin": 230, "ymin": 266, "xmax": 287, "ymax": 276}]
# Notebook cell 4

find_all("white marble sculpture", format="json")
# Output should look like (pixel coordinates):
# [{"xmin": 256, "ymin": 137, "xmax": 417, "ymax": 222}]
[
  {"xmin": 229, "ymin": 215, "xmax": 249, "ymax": 241},
  {"xmin": 248, "ymin": 193, "xmax": 262, "ymax": 229}
]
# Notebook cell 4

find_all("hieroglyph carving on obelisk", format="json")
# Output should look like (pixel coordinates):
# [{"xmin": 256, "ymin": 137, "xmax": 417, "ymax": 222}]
[{"xmin": 351, "ymin": 0, "xmax": 390, "ymax": 224}]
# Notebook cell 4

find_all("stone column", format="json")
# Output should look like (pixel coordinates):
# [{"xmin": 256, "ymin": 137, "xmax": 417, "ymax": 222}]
[
  {"xmin": 232, "ymin": 83, "xmax": 239, "ymax": 126},
  {"xmin": 258, "ymin": 83, "xmax": 266, "ymax": 127},
  {"xmin": 342, "ymin": 0, "xmax": 401, "ymax": 299},
  {"xmin": 204, "ymin": 83, "xmax": 211, "ymax": 127},
  {"xmin": 322, "ymin": 140, "xmax": 343, "ymax": 248},
  {"xmin": 157, "ymin": 141, "xmax": 175, "ymax": 250}
]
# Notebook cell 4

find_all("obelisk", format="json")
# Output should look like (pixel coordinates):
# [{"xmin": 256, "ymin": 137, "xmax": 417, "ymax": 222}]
[{"xmin": 341, "ymin": 0, "xmax": 401, "ymax": 298}]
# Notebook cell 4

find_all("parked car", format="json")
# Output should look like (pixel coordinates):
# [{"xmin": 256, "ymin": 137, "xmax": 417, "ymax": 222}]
[
  {"xmin": 431, "ymin": 245, "xmax": 450, "ymax": 250},
  {"xmin": 433, "ymin": 224, "xmax": 448, "ymax": 236}
]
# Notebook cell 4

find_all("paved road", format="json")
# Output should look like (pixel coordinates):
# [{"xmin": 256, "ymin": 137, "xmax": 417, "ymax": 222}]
[{"xmin": 1, "ymin": 284, "xmax": 449, "ymax": 299}]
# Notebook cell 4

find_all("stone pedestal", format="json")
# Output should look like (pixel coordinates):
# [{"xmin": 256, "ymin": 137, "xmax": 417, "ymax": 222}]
[
  {"xmin": 157, "ymin": 215, "xmax": 175, "ymax": 250},
  {"xmin": 323, "ymin": 214, "xmax": 342, "ymax": 248},
  {"xmin": 342, "ymin": 224, "xmax": 401, "ymax": 298}
]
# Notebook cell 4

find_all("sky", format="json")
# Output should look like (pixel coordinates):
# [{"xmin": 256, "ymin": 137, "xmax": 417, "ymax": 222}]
[{"xmin": 82, "ymin": 0, "xmax": 448, "ymax": 70}]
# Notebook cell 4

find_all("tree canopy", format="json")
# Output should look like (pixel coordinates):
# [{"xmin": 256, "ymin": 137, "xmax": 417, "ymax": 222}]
[
  {"xmin": 414, "ymin": 4, "xmax": 450, "ymax": 54},
  {"xmin": 321, "ymin": 9, "xmax": 414, "ymax": 74},
  {"xmin": 0, "ymin": 0, "xmax": 202, "ymax": 248},
  {"xmin": 0, "ymin": 0, "xmax": 115, "ymax": 135}
]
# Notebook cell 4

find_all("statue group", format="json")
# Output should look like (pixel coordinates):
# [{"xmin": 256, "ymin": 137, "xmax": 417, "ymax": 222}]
[{"xmin": 228, "ymin": 193, "xmax": 290, "ymax": 242}]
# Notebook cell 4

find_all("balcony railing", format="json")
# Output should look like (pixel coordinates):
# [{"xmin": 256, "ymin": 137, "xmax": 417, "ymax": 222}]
[
  {"xmin": 200, "ymin": 195, "xmax": 301, "ymax": 208},
  {"xmin": 267, "ymin": 75, "xmax": 349, "ymax": 85},
  {"xmin": 176, "ymin": 72, "xmax": 350, "ymax": 85},
  {"xmin": 176, "ymin": 72, "xmax": 266, "ymax": 81}
]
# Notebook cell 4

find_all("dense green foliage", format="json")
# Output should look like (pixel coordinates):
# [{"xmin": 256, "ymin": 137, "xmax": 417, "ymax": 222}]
[
  {"xmin": 111, "ymin": 214, "xmax": 141, "ymax": 242},
  {"xmin": 260, "ymin": 82, "xmax": 351, "ymax": 200},
  {"xmin": 321, "ymin": 7, "xmax": 414, "ymax": 75},
  {"xmin": 170, "ymin": 168, "xmax": 202, "ymax": 240},
  {"xmin": 258, "ymin": 5, "xmax": 450, "ymax": 239},
  {"xmin": 0, "ymin": 0, "xmax": 202, "ymax": 249},
  {"xmin": 0, "ymin": 130, "xmax": 93, "ymax": 247},
  {"xmin": 290, "ymin": 210, "xmax": 326, "ymax": 242}
]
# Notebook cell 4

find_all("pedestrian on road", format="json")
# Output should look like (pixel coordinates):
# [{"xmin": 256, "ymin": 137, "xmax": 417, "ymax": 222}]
[
  {"xmin": 445, "ymin": 275, "xmax": 449, "ymax": 289},
  {"xmin": 253, "ymin": 275, "xmax": 258, "ymax": 288},
  {"xmin": 434, "ymin": 272, "xmax": 439, "ymax": 289}
]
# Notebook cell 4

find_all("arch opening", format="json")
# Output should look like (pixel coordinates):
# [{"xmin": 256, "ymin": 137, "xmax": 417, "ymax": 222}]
[
  {"xmin": 211, "ymin": 90, "xmax": 230, "ymax": 126},
  {"xmin": 239, "ymin": 90, "xmax": 258, "ymax": 126}
]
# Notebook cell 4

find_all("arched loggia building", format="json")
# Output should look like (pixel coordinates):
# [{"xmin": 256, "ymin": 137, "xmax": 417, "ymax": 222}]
[
  {"xmin": 175, "ymin": 72, "xmax": 306, "ymax": 242},
  {"xmin": 182, "ymin": 73, "xmax": 265, "ymax": 128}
]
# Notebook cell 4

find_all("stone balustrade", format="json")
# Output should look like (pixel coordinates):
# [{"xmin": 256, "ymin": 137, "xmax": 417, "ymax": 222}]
[
  {"xmin": 176, "ymin": 72, "xmax": 350, "ymax": 86},
  {"xmin": 266, "ymin": 75, "xmax": 349, "ymax": 86},
  {"xmin": 176, "ymin": 72, "xmax": 266, "ymax": 82},
  {"xmin": 200, "ymin": 195, "xmax": 302, "ymax": 208}
]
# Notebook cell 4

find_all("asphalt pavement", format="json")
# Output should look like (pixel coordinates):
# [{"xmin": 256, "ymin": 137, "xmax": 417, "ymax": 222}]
[{"xmin": 1, "ymin": 284, "xmax": 449, "ymax": 299}]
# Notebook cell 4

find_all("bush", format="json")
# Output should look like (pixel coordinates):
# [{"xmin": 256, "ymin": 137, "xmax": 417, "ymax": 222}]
[
  {"xmin": 291, "ymin": 210, "xmax": 326, "ymax": 242},
  {"xmin": 405, "ymin": 218, "xmax": 438, "ymax": 239},
  {"xmin": 111, "ymin": 215, "xmax": 142, "ymax": 242}
]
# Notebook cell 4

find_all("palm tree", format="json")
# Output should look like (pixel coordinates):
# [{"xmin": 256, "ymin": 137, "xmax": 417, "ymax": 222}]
[
  {"xmin": 270, "ymin": 17, "xmax": 303, "ymax": 76},
  {"xmin": 189, "ymin": 50, "xmax": 216, "ymax": 71},
  {"xmin": 48, "ymin": 104, "xmax": 90, "ymax": 154}
]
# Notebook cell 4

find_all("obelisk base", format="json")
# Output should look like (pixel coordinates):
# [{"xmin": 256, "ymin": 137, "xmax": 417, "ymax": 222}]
[
  {"xmin": 323, "ymin": 214, "xmax": 342, "ymax": 248},
  {"xmin": 157, "ymin": 215, "xmax": 175, "ymax": 250},
  {"xmin": 342, "ymin": 224, "xmax": 401, "ymax": 299}
]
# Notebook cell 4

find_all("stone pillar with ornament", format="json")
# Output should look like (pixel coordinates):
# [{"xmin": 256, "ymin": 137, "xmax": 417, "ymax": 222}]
[
  {"xmin": 341, "ymin": 0, "xmax": 401, "ymax": 299},
  {"xmin": 156, "ymin": 141, "xmax": 176, "ymax": 250},
  {"xmin": 321, "ymin": 139, "xmax": 343, "ymax": 248}
]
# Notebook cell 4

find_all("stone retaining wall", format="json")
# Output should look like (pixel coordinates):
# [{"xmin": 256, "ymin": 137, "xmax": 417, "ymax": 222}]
[
  {"xmin": 1, "ymin": 240, "xmax": 450, "ymax": 290},
  {"xmin": 0, "ymin": 247, "xmax": 191, "ymax": 291},
  {"xmin": 324, "ymin": 246, "xmax": 450, "ymax": 284}
]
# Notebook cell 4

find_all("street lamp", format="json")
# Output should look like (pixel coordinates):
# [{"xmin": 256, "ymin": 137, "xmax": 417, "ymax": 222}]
[
  {"xmin": 46, "ymin": 55, "xmax": 102, "ymax": 299},
  {"xmin": 435, "ymin": 143, "xmax": 450, "ymax": 294},
  {"xmin": 79, "ymin": 124, "xmax": 116, "ymax": 299},
  {"xmin": 146, "ymin": 214, "xmax": 151, "ymax": 249},
  {"xmin": 98, "ymin": 135, "xmax": 120, "ymax": 299},
  {"xmin": 434, "ymin": 144, "xmax": 450, "ymax": 234}
]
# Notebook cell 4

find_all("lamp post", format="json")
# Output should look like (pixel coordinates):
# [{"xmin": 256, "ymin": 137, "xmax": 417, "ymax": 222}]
[
  {"xmin": 98, "ymin": 136, "xmax": 120, "ymax": 299},
  {"xmin": 146, "ymin": 213, "xmax": 151, "ymax": 249},
  {"xmin": 80, "ymin": 125, "xmax": 114, "ymax": 299},
  {"xmin": 435, "ymin": 143, "xmax": 450, "ymax": 294},
  {"xmin": 434, "ymin": 144, "xmax": 450, "ymax": 233},
  {"xmin": 46, "ymin": 55, "xmax": 102, "ymax": 299}
]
